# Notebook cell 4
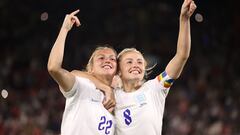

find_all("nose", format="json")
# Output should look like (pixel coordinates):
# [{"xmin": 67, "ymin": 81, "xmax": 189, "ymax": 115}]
[
  {"xmin": 133, "ymin": 61, "xmax": 139, "ymax": 67},
  {"xmin": 104, "ymin": 57, "xmax": 111, "ymax": 63}
]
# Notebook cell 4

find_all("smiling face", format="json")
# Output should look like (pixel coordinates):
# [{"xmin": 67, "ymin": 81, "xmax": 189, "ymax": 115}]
[
  {"xmin": 87, "ymin": 47, "xmax": 117, "ymax": 79},
  {"xmin": 118, "ymin": 49, "xmax": 146, "ymax": 83}
]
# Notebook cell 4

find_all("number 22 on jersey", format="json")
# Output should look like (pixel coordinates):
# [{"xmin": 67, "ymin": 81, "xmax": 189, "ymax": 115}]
[{"xmin": 98, "ymin": 116, "xmax": 112, "ymax": 134}]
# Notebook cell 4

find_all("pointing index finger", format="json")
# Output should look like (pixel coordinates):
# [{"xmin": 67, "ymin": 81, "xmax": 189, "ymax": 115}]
[{"xmin": 71, "ymin": 9, "xmax": 80, "ymax": 16}]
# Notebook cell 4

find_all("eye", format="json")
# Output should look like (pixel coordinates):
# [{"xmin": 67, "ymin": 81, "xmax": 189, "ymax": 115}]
[
  {"xmin": 126, "ymin": 61, "xmax": 132, "ymax": 64},
  {"xmin": 110, "ymin": 58, "xmax": 116, "ymax": 61},
  {"xmin": 137, "ymin": 61, "xmax": 143, "ymax": 65},
  {"xmin": 98, "ymin": 56, "xmax": 104, "ymax": 60}
]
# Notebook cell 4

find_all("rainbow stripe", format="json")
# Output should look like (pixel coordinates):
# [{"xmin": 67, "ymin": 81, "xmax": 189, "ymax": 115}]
[{"xmin": 158, "ymin": 71, "xmax": 174, "ymax": 88}]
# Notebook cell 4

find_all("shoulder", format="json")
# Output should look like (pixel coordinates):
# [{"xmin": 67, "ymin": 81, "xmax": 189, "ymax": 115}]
[
  {"xmin": 75, "ymin": 76, "xmax": 96, "ymax": 88},
  {"xmin": 71, "ymin": 70, "xmax": 84, "ymax": 77}
]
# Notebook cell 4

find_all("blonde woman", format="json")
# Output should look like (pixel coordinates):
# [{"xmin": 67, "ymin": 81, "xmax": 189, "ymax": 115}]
[
  {"xmin": 114, "ymin": 0, "xmax": 196, "ymax": 134},
  {"xmin": 75, "ymin": 0, "xmax": 196, "ymax": 134},
  {"xmin": 47, "ymin": 10, "xmax": 116, "ymax": 135}
]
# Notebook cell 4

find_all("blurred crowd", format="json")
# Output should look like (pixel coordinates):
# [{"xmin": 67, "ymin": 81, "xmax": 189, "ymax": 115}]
[{"xmin": 0, "ymin": 0, "xmax": 239, "ymax": 135}]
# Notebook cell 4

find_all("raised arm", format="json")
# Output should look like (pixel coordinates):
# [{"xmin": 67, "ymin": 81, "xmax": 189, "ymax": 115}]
[
  {"xmin": 165, "ymin": 0, "xmax": 196, "ymax": 79},
  {"xmin": 47, "ymin": 10, "xmax": 81, "ymax": 92}
]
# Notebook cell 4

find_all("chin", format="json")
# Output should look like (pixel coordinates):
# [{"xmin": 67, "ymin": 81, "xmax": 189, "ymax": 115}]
[
  {"xmin": 130, "ymin": 74, "xmax": 143, "ymax": 78},
  {"xmin": 128, "ymin": 76, "xmax": 142, "ymax": 81},
  {"xmin": 102, "ymin": 72, "xmax": 115, "ymax": 76}
]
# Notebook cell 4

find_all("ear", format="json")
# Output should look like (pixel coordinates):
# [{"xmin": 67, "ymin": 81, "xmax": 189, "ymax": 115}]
[{"xmin": 88, "ymin": 68, "xmax": 93, "ymax": 74}]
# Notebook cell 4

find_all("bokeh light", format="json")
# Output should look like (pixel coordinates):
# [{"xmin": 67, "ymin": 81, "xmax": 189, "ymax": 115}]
[
  {"xmin": 195, "ymin": 13, "xmax": 203, "ymax": 22},
  {"xmin": 1, "ymin": 89, "xmax": 8, "ymax": 99},
  {"xmin": 40, "ymin": 12, "xmax": 48, "ymax": 21}
]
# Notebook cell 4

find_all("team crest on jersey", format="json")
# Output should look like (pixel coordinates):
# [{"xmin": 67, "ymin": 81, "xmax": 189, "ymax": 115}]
[{"xmin": 135, "ymin": 93, "xmax": 147, "ymax": 107}]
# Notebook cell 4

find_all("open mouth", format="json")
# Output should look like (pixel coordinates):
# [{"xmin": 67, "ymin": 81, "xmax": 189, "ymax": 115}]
[
  {"xmin": 129, "ymin": 68, "xmax": 141, "ymax": 74},
  {"xmin": 102, "ymin": 65, "xmax": 112, "ymax": 69}
]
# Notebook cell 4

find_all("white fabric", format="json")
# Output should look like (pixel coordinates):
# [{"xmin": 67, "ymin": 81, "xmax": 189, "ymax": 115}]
[
  {"xmin": 60, "ymin": 76, "xmax": 115, "ymax": 135},
  {"xmin": 114, "ymin": 75, "xmax": 172, "ymax": 135}
]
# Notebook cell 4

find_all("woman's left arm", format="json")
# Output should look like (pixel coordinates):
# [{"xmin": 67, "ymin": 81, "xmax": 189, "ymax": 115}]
[{"xmin": 165, "ymin": 0, "xmax": 197, "ymax": 79}]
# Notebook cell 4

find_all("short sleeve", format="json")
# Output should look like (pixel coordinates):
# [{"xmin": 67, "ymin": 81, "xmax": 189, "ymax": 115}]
[
  {"xmin": 156, "ymin": 71, "xmax": 175, "ymax": 89},
  {"xmin": 59, "ymin": 76, "xmax": 94, "ymax": 99},
  {"xmin": 60, "ymin": 76, "xmax": 78, "ymax": 98},
  {"xmin": 145, "ymin": 71, "xmax": 175, "ymax": 97}
]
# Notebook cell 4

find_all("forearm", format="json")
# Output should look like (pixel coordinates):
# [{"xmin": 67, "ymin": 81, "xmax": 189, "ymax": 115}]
[
  {"xmin": 48, "ymin": 28, "xmax": 68, "ymax": 71},
  {"xmin": 176, "ymin": 17, "xmax": 191, "ymax": 60},
  {"xmin": 165, "ymin": 0, "xmax": 196, "ymax": 79},
  {"xmin": 71, "ymin": 70, "xmax": 112, "ymax": 93},
  {"xmin": 71, "ymin": 70, "xmax": 115, "ymax": 112},
  {"xmin": 46, "ymin": 10, "xmax": 80, "ymax": 91},
  {"xmin": 47, "ymin": 28, "xmax": 76, "ymax": 91}
]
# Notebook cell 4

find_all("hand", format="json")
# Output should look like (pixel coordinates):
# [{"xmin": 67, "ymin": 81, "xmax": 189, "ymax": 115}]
[
  {"xmin": 180, "ymin": 0, "xmax": 197, "ymax": 19},
  {"xmin": 111, "ymin": 75, "xmax": 122, "ymax": 89},
  {"xmin": 102, "ymin": 88, "xmax": 116, "ymax": 113},
  {"xmin": 62, "ymin": 9, "xmax": 81, "ymax": 31}
]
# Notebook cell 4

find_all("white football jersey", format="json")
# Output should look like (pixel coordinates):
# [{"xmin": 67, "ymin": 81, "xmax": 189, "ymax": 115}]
[
  {"xmin": 114, "ymin": 71, "xmax": 174, "ymax": 135},
  {"xmin": 60, "ymin": 76, "xmax": 115, "ymax": 135}
]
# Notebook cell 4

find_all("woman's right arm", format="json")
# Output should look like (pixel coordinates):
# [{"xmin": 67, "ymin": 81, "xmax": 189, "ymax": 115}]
[{"xmin": 47, "ymin": 10, "xmax": 81, "ymax": 92}]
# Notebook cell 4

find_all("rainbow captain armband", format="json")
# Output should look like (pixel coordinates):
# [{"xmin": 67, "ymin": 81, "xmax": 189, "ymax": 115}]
[{"xmin": 157, "ymin": 71, "xmax": 175, "ymax": 88}]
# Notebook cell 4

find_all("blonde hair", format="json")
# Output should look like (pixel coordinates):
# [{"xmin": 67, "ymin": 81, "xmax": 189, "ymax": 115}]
[
  {"xmin": 117, "ymin": 48, "xmax": 147, "ymax": 66},
  {"xmin": 86, "ymin": 46, "xmax": 117, "ymax": 72},
  {"xmin": 117, "ymin": 48, "xmax": 156, "ymax": 79}
]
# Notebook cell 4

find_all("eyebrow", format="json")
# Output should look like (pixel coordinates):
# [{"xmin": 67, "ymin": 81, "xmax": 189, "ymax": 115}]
[
  {"xmin": 124, "ymin": 58, "xmax": 143, "ymax": 61},
  {"xmin": 96, "ymin": 54, "xmax": 116, "ymax": 58}
]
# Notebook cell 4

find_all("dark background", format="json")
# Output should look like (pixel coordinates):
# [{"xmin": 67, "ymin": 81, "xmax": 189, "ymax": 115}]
[{"xmin": 0, "ymin": 0, "xmax": 240, "ymax": 134}]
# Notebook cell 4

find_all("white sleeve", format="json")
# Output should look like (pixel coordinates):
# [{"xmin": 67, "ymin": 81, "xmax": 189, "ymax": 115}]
[
  {"xmin": 157, "ymin": 71, "xmax": 175, "ymax": 88},
  {"xmin": 59, "ymin": 76, "xmax": 78, "ymax": 98},
  {"xmin": 146, "ymin": 71, "xmax": 175, "ymax": 97},
  {"xmin": 60, "ymin": 76, "xmax": 93, "ymax": 99}
]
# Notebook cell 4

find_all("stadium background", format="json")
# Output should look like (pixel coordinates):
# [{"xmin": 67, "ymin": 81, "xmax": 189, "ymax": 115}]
[{"xmin": 0, "ymin": 0, "xmax": 239, "ymax": 134}]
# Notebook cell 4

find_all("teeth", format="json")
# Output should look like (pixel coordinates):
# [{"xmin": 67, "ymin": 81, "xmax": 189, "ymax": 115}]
[
  {"xmin": 130, "ymin": 70, "xmax": 140, "ymax": 74},
  {"xmin": 103, "ymin": 65, "xmax": 111, "ymax": 69},
  {"xmin": 132, "ymin": 71, "xmax": 139, "ymax": 74}
]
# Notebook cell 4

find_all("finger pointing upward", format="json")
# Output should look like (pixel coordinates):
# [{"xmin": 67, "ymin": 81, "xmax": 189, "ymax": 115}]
[
  {"xmin": 70, "ymin": 9, "xmax": 81, "ymax": 27},
  {"xmin": 71, "ymin": 9, "xmax": 80, "ymax": 16}
]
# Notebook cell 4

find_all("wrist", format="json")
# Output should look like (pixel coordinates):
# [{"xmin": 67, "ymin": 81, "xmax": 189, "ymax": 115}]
[
  {"xmin": 179, "ymin": 16, "xmax": 190, "ymax": 26},
  {"xmin": 180, "ymin": 15, "xmax": 189, "ymax": 21},
  {"xmin": 104, "ymin": 86, "xmax": 113, "ymax": 93}
]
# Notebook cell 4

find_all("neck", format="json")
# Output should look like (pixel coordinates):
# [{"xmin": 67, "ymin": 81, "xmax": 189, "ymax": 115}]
[
  {"xmin": 93, "ymin": 74, "xmax": 112, "ymax": 86},
  {"xmin": 122, "ymin": 80, "xmax": 142, "ymax": 92}
]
